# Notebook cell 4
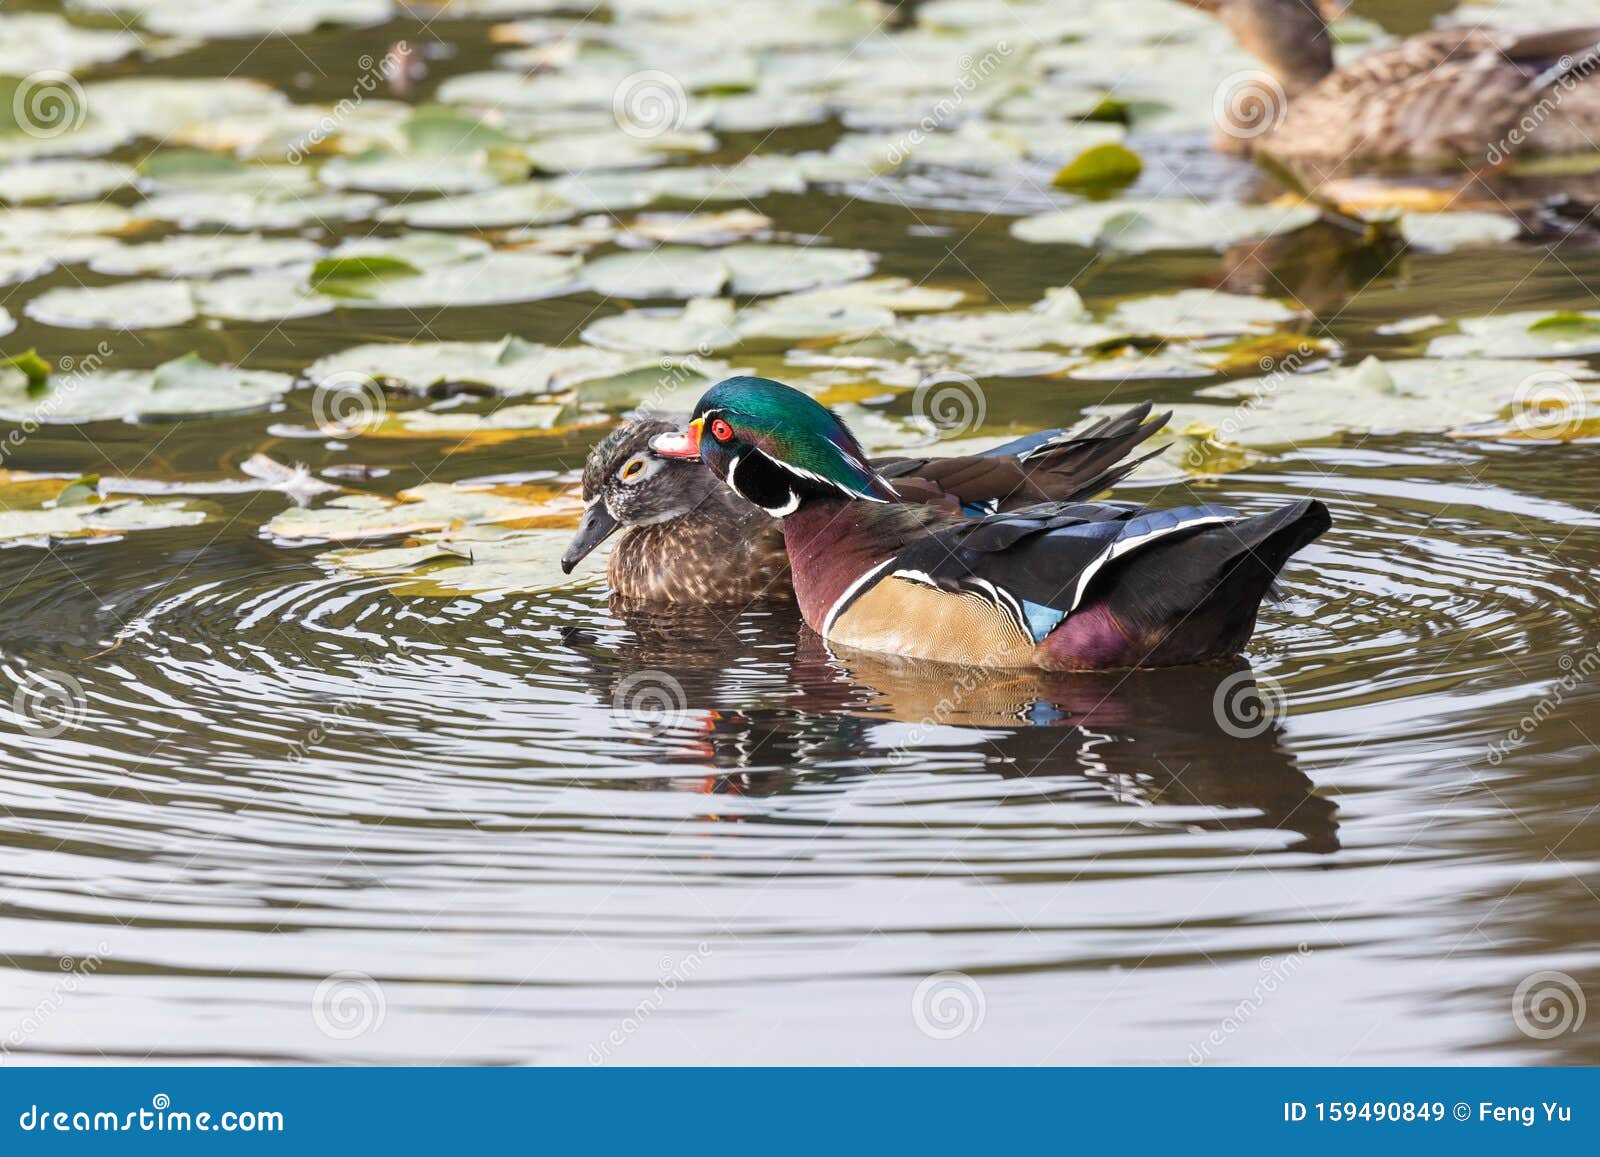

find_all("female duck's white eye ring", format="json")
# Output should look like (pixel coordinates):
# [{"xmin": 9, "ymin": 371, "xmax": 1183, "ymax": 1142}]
[{"xmin": 620, "ymin": 457, "xmax": 646, "ymax": 482}]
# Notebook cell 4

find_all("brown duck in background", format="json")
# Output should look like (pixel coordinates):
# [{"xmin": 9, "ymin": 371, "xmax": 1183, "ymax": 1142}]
[
  {"xmin": 561, "ymin": 404, "xmax": 1169, "ymax": 606},
  {"xmin": 1192, "ymin": 0, "xmax": 1600, "ymax": 190}
]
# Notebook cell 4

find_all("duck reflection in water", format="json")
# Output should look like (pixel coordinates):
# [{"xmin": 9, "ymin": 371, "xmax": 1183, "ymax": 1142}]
[{"xmin": 562, "ymin": 603, "xmax": 1340, "ymax": 855}]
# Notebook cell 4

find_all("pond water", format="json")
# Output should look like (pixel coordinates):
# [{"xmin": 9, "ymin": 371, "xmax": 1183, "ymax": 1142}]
[{"xmin": 0, "ymin": 0, "xmax": 1597, "ymax": 1065}]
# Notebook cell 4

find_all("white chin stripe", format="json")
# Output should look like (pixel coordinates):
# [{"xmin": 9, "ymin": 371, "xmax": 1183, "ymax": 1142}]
[{"xmin": 764, "ymin": 490, "xmax": 801, "ymax": 517}]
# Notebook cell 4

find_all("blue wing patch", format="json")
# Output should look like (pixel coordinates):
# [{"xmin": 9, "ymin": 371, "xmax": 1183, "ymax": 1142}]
[{"xmin": 1020, "ymin": 599, "xmax": 1068, "ymax": 643}]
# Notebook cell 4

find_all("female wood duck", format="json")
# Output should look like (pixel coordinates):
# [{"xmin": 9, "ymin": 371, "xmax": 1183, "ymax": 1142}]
[
  {"xmin": 562, "ymin": 403, "xmax": 1169, "ymax": 605},
  {"xmin": 1193, "ymin": 0, "xmax": 1600, "ymax": 184},
  {"xmin": 651, "ymin": 377, "xmax": 1330, "ymax": 670}
]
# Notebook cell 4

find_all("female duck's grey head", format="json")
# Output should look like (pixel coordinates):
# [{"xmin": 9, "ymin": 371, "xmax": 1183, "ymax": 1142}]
[{"xmin": 560, "ymin": 418, "xmax": 724, "ymax": 573}]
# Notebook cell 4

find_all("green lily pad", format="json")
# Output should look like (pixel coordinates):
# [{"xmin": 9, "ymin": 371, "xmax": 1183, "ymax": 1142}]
[
  {"xmin": 140, "ymin": 189, "xmax": 382, "ymax": 231},
  {"xmin": 1011, "ymin": 200, "xmax": 1320, "ymax": 252},
  {"xmin": 0, "ymin": 159, "xmax": 136, "ymax": 204},
  {"xmin": 26, "ymin": 280, "xmax": 197, "ymax": 329},
  {"xmin": 382, "ymin": 182, "xmax": 580, "ymax": 229},
  {"xmin": 264, "ymin": 481, "xmax": 568, "ymax": 544},
  {"xmin": 0, "ymin": 13, "xmax": 144, "ymax": 75},
  {"xmin": 88, "ymin": 233, "xmax": 322, "ymax": 276},
  {"xmin": 1052, "ymin": 142, "xmax": 1142, "ymax": 188},
  {"xmin": 0, "ymin": 471, "xmax": 205, "ymax": 544},
  {"xmin": 317, "ymin": 526, "xmax": 590, "ymax": 597},
  {"xmin": 1107, "ymin": 289, "xmax": 1300, "ymax": 339},
  {"xmin": 583, "ymin": 246, "xmax": 729, "ymax": 299},
  {"xmin": 1426, "ymin": 311, "xmax": 1600, "ymax": 359},
  {"xmin": 1397, "ymin": 211, "xmax": 1521, "ymax": 251},
  {"xmin": 307, "ymin": 336, "xmax": 665, "ymax": 397},
  {"xmin": 0, "ymin": 353, "xmax": 293, "ymax": 423},
  {"xmin": 310, "ymin": 254, "xmax": 424, "ymax": 298},
  {"xmin": 80, "ymin": 0, "xmax": 394, "ymax": 39}
]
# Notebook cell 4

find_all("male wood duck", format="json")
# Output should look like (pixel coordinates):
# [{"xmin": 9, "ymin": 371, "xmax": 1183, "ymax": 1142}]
[
  {"xmin": 651, "ymin": 377, "xmax": 1330, "ymax": 670},
  {"xmin": 1192, "ymin": 0, "xmax": 1600, "ymax": 184},
  {"xmin": 562, "ymin": 404, "xmax": 1169, "ymax": 604}
]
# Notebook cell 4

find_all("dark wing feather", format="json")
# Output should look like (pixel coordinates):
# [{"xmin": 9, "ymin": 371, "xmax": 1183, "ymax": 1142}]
[
  {"xmin": 884, "ymin": 502, "xmax": 1237, "ymax": 613},
  {"xmin": 870, "ymin": 404, "xmax": 1168, "ymax": 513}
]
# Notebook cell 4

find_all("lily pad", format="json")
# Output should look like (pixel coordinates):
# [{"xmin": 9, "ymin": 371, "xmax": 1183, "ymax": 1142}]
[
  {"xmin": 1107, "ymin": 289, "xmax": 1300, "ymax": 339},
  {"xmin": 0, "ymin": 13, "xmax": 144, "ymax": 75},
  {"xmin": 0, "ymin": 353, "xmax": 293, "ymax": 423},
  {"xmin": 1426, "ymin": 311, "xmax": 1600, "ymax": 359},
  {"xmin": 1011, "ymin": 200, "xmax": 1320, "ymax": 252},
  {"xmin": 139, "ymin": 189, "xmax": 382, "ymax": 231},
  {"xmin": 1397, "ymin": 211, "xmax": 1521, "ymax": 251},
  {"xmin": 316, "ymin": 525, "xmax": 589, "ymax": 596},
  {"xmin": 264, "ymin": 480, "xmax": 572, "ymax": 544},
  {"xmin": 26, "ymin": 280, "xmax": 197, "ymax": 329},
  {"xmin": 0, "ymin": 470, "xmax": 206, "ymax": 544},
  {"xmin": 88, "ymin": 233, "xmax": 322, "ymax": 276},
  {"xmin": 895, "ymin": 286, "xmax": 1121, "ymax": 352},
  {"xmin": 583, "ymin": 246, "xmax": 730, "ymax": 299},
  {"xmin": 0, "ymin": 159, "xmax": 136, "ymax": 204},
  {"xmin": 77, "ymin": 0, "xmax": 394, "ymax": 39},
  {"xmin": 307, "ymin": 336, "xmax": 654, "ymax": 397}
]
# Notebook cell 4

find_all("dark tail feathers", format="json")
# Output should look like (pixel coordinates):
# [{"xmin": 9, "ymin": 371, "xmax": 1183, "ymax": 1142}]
[{"xmin": 1093, "ymin": 498, "xmax": 1331, "ymax": 666}]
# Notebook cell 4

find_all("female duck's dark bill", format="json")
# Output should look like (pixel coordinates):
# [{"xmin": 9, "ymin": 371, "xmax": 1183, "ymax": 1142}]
[
  {"xmin": 559, "ymin": 501, "xmax": 621, "ymax": 573},
  {"xmin": 650, "ymin": 419, "xmax": 703, "ymax": 459}
]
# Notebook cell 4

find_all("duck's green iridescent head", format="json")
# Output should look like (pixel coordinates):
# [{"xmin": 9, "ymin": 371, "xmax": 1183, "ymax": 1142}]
[{"xmin": 651, "ymin": 376, "xmax": 898, "ymax": 516}]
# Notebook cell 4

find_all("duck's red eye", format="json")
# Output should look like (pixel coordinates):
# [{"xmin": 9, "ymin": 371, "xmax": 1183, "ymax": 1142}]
[{"xmin": 709, "ymin": 418, "xmax": 734, "ymax": 442}]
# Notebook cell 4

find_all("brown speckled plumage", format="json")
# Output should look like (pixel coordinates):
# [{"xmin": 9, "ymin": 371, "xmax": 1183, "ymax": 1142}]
[
  {"xmin": 1197, "ymin": 0, "xmax": 1600, "ymax": 182},
  {"xmin": 609, "ymin": 496, "xmax": 792, "ymax": 605}
]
